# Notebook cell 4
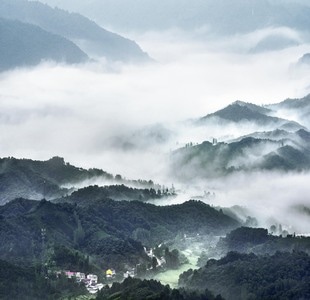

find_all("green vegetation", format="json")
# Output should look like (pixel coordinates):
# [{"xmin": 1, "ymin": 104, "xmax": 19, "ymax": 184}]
[
  {"xmin": 0, "ymin": 157, "xmax": 163, "ymax": 204},
  {"xmin": 0, "ymin": 259, "xmax": 87, "ymax": 300},
  {"xmin": 179, "ymin": 251, "xmax": 310, "ymax": 300},
  {"xmin": 171, "ymin": 128, "xmax": 310, "ymax": 180},
  {"xmin": 0, "ymin": 198, "xmax": 239, "ymax": 271},
  {"xmin": 96, "ymin": 277, "xmax": 224, "ymax": 300},
  {"xmin": 201, "ymin": 103, "xmax": 278, "ymax": 124},
  {"xmin": 214, "ymin": 227, "xmax": 310, "ymax": 257},
  {"xmin": 55, "ymin": 184, "xmax": 174, "ymax": 205}
]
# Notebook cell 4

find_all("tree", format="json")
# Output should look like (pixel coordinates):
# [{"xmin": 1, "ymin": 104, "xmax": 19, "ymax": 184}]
[{"xmin": 152, "ymin": 257, "xmax": 158, "ymax": 270}]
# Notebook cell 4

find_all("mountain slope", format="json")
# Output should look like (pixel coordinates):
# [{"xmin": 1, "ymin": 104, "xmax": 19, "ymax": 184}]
[
  {"xmin": 0, "ymin": 18, "xmax": 88, "ymax": 71},
  {"xmin": 0, "ymin": 156, "xmax": 165, "ymax": 205},
  {"xmin": 0, "ymin": 198, "xmax": 239, "ymax": 268},
  {"xmin": 38, "ymin": 0, "xmax": 310, "ymax": 35},
  {"xmin": 0, "ymin": 0, "xmax": 149, "ymax": 62},
  {"xmin": 267, "ymin": 94, "xmax": 310, "ymax": 129},
  {"xmin": 171, "ymin": 129, "xmax": 310, "ymax": 180},
  {"xmin": 215, "ymin": 227, "xmax": 310, "ymax": 256},
  {"xmin": 268, "ymin": 94, "xmax": 310, "ymax": 111},
  {"xmin": 53, "ymin": 184, "xmax": 173, "ymax": 205},
  {"xmin": 179, "ymin": 251, "xmax": 310, "ymax": 300},
  {"xmin": 0, "ymin": 157, "xmax": 113, "ymax": 204},
  {"xmin": 199, "ymin": 102, "xmax": 303, "ymax": 131},
  {"xmin": 174, "ymin": 96, "xmax": 310, "ymax": 180}
]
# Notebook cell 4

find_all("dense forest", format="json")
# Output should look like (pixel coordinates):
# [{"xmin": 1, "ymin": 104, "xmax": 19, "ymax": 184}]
[
  {"xmin": 0, "ymin": 157, "xmax": 162, "ymax": 204},
  {"xmin": 212, "ymin": 227, "xmax": 310, "ymax": 257},
  {"xmin": 96, "ymin": 277, "xmax": 224, "ymax": 300},
  {"xmin": 0, "ymin": 197, "xmax": 239, "ymax": 270},
  {"xmin": 179, "ymin": 251, "xmax": 310, "ymax": 300},
  {"xmin": 0, "ymin": 259, "xmax": 86, "ymax": 300}
]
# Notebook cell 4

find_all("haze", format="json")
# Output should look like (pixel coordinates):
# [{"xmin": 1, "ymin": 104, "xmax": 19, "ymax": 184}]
[{"xmin": 1, "ymin": 0, "xmax": 310, "ymax": 235}]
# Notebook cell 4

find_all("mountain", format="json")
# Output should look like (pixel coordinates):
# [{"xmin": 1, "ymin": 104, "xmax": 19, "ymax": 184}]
[
  {"xmin": 179, "ymin": 251, "xmax": 310, "ymax": 300},
  {"xmin": 268, "ymin": 94, "xmax": 310, "ymax": 111},
  {"xmin": 171, "ymin": 96, "xmax": 310, "ymax": 180},
  {"xmin": 0, "ymin": 0, "xmax": 149, "ymax": 62},
  {"xmin": 0, "ymin": 156, "xmax": 166, "ymax": 205},
  {"xmin": 214, "ymin": 227, "xmax": 310, "ymax": 257},
  {"xmin": 170, "ymin": 129, "xmax": 310, "ymax": 180},
  {"xmin": 299, "ymin": 53, "xmax": 310, "ymax": 65},
  {"xmin": 267, "ymin": 94, "xmax": 310, "ymax": 128},
  {"xmin": 0, "ymin": 156, "xmax": 113, "ymax": 204},
  {"xmin": 0, "ymin": 258, "xmax": 86, "ymax": 300},
  {"xmin": 53, "ymin": 184, "xmax": 174, "ymax": 205},
  {"xmin": 37, "ymin": 0, "xmax": 310, "ymax": 35},
  {"xmin": 0, "ymin": 198, "xmax": 239, "ymax": 269},
  {"xmin": 0, "ymin": 18, "xmax": 88, "ymax": 71},
  {"xmin": 198, "ymin": 102, "xmax": 303, "ymax": 131},
  {"xmin": 250, "ymin": 33, "xmax": 300, "ymax": 53},
  {"xmin": 96, "ymin": 277, "xmax": 223, "ymax": 300}
]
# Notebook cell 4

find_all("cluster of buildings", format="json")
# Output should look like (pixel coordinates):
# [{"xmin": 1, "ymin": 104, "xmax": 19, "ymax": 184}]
[
  {"xmin": 61, "ymin": 271, "xmax": 104, "ymax": 294},
  {"xmin": 60, "ymin": 267, "xmax": 136, "ymax": 294}
]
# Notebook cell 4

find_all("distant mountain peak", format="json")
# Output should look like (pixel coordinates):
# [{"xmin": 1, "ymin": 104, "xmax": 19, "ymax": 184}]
[
  {"xmin": 0, "ymin": 17, "xmax": 88, "ymax": 71},
  {"xmin": 201, "ymin": 102, "xmax": 273, "ymax": 123},
  {"xmin": 0, "ymin": 0, "xmax": 150, "ymax": 63}
]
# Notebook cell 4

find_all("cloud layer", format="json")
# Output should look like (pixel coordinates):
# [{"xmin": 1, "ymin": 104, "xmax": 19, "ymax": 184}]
[{"xmin": 0, "ymin": 29, "xmax": 310, "ymax": 178}]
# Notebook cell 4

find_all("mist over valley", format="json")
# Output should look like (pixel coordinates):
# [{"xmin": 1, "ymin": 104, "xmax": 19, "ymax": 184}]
[{"xmin": 0, "ymin": 1, "xmax": 310, "ymax": 299}]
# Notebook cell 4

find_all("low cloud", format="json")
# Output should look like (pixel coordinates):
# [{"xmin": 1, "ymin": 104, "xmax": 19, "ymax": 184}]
[
  {"xmin": 210, "ymin": 171, "xmax": 310, "ymax": 234},
  {"xmin": 0, "ymin": 28, "xmax": 309, "ymax": 234},
  {"xmin": 0, "ymin": 29, "xmax": 310, "ymax": 183}
]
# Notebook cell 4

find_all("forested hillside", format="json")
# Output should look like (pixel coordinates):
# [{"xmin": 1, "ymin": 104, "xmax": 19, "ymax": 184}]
[{"xmin": 179, "ymin": 251, "xmax": 310, "ymax": 300}]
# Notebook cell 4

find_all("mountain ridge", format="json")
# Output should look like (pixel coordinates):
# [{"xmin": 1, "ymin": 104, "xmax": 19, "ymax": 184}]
[
  {"xmin": 0, "ymin": 0, "xmax": 149, "ymax": 63},
  {"xmin": 0, "ymin": 17, "xmax": 88, "ymax": 71},
  {"xmin": 171, "ymin": 95, "xmax": 310, "ymax": 180}
]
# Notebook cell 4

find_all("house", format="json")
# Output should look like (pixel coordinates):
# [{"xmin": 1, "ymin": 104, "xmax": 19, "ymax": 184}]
[
  {"xmin": 123, "ymin": 268, "xmax": 135, "ymax": 278},
  {"xmin": 106, "ymin": 269, "xmax": 116, "ymax": 279},
  {"xmin": 65, "ymin": 271, "xmax": 76, "ymax": 278},
  {"xmin": 75, "ymin": 272, "xmax": 86, "ymax": 281},
  {"xmin": 87, "ymin": 274, "xmax": 98, "ymax": 284},
  {"xmin": 106, "ymin": 269, "xmax": 113, "ymax": 278}
]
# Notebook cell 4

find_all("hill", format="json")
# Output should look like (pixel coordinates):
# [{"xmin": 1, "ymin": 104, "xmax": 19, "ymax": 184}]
[
  {"xmin": 198, "ymin": 102, "xmax": 303, "ymax": 130},
  {"xmin": 0, "ymin": 259, "xmax": 86, "ymax": 300},
  {"xmin": 268, "ymin": 94, "xmax": 310, "ymax": 111},
  {"xmin": 53, "ymin": 184, "xmax": 174, "ymax": 205},
  {"xmin": 0, "ymin": 156, "xmax": 113, "ymax": 204},
  {"xmin": 170, "ymin": 129, "xmax": 310, "ymax": 180},
  {"xmin": 172, "ymin": 95, "xmax": 310, "ymax": 181},
  {"xmin": 179, "ymin": 251, "xmax": 310, "ymax": 300},
  {"xmin": 0, "ymin": 0, "xmax": 149, "ymax": 62},
  {"xmin": 0, "ymin": 198, "xmax": 239, "ymax": 269},
  {"xmin": 0, "ymin": 156, "xmax": 166, "ymax": 204},
  {"xmin": 0, "ymin": 18, "xmax": 88, "ymax": 71},
  {"xmin": 268, "ymin": 94, "xmax": 310, "ymax": 129},
  {"xmin": 96, "ymin": 277, "xmax": 223, "ymax": 300},
  {"xmin": 214, "ymin": 227, "xmax": 310, "ymax": 257}
]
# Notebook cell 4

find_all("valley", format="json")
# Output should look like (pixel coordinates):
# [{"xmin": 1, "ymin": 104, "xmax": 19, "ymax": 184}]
[{"xmin": 0, "ymin": 0, "xmax": 310, "ymax": 299}]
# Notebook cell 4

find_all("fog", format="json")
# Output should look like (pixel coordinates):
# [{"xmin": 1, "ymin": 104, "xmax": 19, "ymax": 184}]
[
  {"xmin": 148, "ymin": 171, "xmax": 310, "ymax": 235},
  {"xmin": 1, "ymin": 27, "xmax": 310, "ymax": 233},
  {"xmin": 1, "ymin": 29, "xmax": 310, "ymax": 179},
  {"xmin": 209, "ymin": 172, "xmax": 309, "ymax": 232}
]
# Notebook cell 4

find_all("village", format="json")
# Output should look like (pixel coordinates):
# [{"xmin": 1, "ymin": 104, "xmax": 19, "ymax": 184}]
[{"xmin": 58, "ymin": 246, "xmax": 167, "ymax": 295}]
